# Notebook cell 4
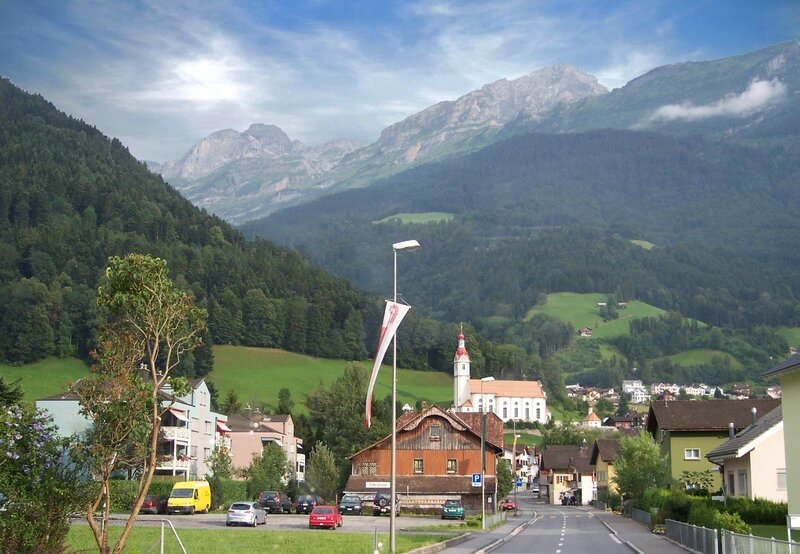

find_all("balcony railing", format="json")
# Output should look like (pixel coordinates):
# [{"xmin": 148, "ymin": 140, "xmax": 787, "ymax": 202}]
[{"xmin": 162, "ymin": 425, "xmax": 190, "ymax": 443}]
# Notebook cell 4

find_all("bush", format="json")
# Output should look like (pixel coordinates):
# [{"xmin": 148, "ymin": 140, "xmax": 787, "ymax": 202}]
[
  {"xmin": 687, "ymin": 502, "xmax": 717, "ymax": 528},
  {"xmin": 641, "ymin": 488, "xmax": 669, "ymax": 513},
  {"xmin": 713, "ymin": 511, "xmax": 751, "ymax": 534},
  {"xmin": 207, "ymin": 477, "xmax": 248, "ymax": 510},
  {"xmin": 723, "ymin": 497, "xmax": 787, "ymax": 525},
  {"xmin": 660, "ymin": 490, "xmax": 706, "ymax": 523},
  {"xmin": 600, "ymin": 491, "xmax": 622, "ymax": 511}
]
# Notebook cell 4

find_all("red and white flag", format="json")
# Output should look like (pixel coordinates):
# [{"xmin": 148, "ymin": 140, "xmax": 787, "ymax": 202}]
[{"xmin": 364, "ymin": 300, "xmax": 411, "ymax": 428}]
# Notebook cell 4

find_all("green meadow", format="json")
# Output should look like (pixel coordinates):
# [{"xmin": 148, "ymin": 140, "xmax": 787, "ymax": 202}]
[
  {"xmin": 778, "ymin": 326, "xmax": 800, "ymax": 348},
  {"xmin": 2, "ymin": 357, "xmax": 90, "ymax": 404},
  {"xmin": 659, "ymin": 349, "xmax": 742, "ymax": 368},
  {"xmin": 373, "ymin": 212, "xmax": 454, "ymax": 224},
  {"xmin": 525, "ymin": 292, "xmax": 665, "ymax": 339},
  {"xmin": 209, "ymin": 345, "xmax": 453, "ymax": 412}
]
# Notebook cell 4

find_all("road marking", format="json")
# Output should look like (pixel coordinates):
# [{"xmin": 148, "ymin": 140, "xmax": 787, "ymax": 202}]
[{"xmin": 610, "ymin": 533, "xmax": 622, "ymax": 544}]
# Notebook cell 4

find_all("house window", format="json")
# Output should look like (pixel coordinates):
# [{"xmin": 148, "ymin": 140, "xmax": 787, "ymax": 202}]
[
  {"xmin": 447, "ymin": 459, "xmax": 457, "ymax": 473},
  {"xmin": 556, "ymin": 475, "xmax": 568, "ymax": 484},
  {"xmin": 535, "ymin": 408, "xmax": 540, "ymax": 420},
  {"xmin": 514, "ymin": 406, "xmax": 519, "ymax": 418},
  {"xmin": 190, "ymin": 446, "xmax": 197, "ymax": 459},
  {"xmin": 204, "ymin": 447, "xmax": 210, "ymax": 460},
  {"xmin": 777, "ymin": 469, "xmax": 787, "ymax": 491},
  {"xmin": 597, "ymin": 470, "xmax": 606, "ymax": 482},
  {"xmin": 737, "ymin": 470, "xmax": 748, "ymax": 496},
  {"xmin": 502, "ymin": 407, "xmax": 508, "ymax": 419},
  {"xmin": 413, "ymin": 459, "xmax": 424, "ymax": 474},
  {"xmin": 358, "ymin": 462, "xmax": 377, "ymax": 476},
  {"xmin": 525, "ymin": 407, "xmax": 530, "ymax": 420},
  {"xmin": 727, "ymin": 472, "xmax": 735, "ymax": 496},
  {"xmin": 430, "ymin": 425, "xmax": 441, "ymax": 441},
  {"xmin": 205, "ymin": 421, "xmax": 211, "ymax": 434},
  {"xmin": 684, "ymin": 448, "xmax": 700, "ymax": 460}
]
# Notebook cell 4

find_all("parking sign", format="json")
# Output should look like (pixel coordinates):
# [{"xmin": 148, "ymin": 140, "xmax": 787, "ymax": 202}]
[{"xmin": 472, "ymin": 473, "xmax": 482, "ymax": 487}]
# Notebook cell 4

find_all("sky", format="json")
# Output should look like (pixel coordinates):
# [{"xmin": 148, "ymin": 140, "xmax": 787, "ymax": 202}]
[{"xmin": 1, "ymin": 1, "xmax": 797, "ymax": 162}]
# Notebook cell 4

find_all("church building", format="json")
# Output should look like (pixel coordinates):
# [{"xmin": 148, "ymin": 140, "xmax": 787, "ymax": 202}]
[{"xmin": 453, "ymin": 330, "xmax": 549, "ymax": 423}]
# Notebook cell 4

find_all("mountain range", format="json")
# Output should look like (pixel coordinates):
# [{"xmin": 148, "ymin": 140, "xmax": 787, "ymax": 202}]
[{"xmin": 158, "ymin": 40, "xmax": 800, "ymax": 225}]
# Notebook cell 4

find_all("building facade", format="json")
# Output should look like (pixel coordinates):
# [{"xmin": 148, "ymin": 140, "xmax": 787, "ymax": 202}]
[
  {"xmin": 226, "ymin": 412, "xmax": 305, "ymax": 482},
  {"xmin": 453, "ymin": 331, "xmax": 548, "ymax": 423}
]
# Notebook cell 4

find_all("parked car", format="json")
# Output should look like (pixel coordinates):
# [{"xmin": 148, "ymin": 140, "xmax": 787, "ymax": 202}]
[
  {"xmin": 372, "ymin": 493, "xmax": 400, "ymax": 516},
  {"xmin": 500, "ymin": 497, "xmax": 518, "ymax": 511},
  {"xmin": 294, "ymin": 494, "xmax": 324, "ymax": 514},
  {"xmin": 257, "ymin": 491, "xmax": 292, "ymax": 514},
  {"xmin": 338, "ymin": 494, "xmax": 363, "ymax": 515},
  {"xmin": 226, "ymin": 501, "xmax": 267, "ymax": 527},
  {"xmin": 440, "ymin": 499, "xmax": 465, "ymax": 520},
  {"xmin": 167, "ymin": 481, "xmax": 211, "ymax": 515},
  {"xmin": 308, "ymin": 505, "xmax": 342, "ymax": 530},
  {"xmin": 139, "ymin": 494, "xmax": 168, "ymax": 515}
]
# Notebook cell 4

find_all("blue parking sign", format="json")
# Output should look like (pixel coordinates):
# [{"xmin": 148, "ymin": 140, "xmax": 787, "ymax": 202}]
[
  {"xmin": 516, "ymin": 478, "xmax": 523, "ymax": 487},
  {"xmin": 472, "ymin": 473, "xmax": 482, "ymax": 487}
]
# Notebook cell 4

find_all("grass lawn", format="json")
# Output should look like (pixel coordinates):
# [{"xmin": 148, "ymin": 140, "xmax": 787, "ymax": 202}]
[
  {"xmin": 66, "ymin": 526, "xmax": 451, "ymax": 553},
  {"xmin": 373, "ymin": 212, "xmax": 454, "ymax": 224},
  {"xmin": 207, "ymin": 346, "xmax": 453, "ymax": 413},
  {"xmin": 505, "ymin": 431, "xmax": 543, "ymax": 447},
  {"xmin": 659, "ymin": 349, "xmax": 741, "ymax": 368},
  {"xmin": 525, "ymin": 292, "xmax": 665, "ymax": 340},
  {"xmin": 2, "ymin": 357, "xmax": 90, "ymax": 405},
  {"xmin": 749, "ymin": 525, "xmax": 800, "ymax": 542},
  {"xmin": 777, "ymin": 326, "xmax": 800, "ymax": 349}
]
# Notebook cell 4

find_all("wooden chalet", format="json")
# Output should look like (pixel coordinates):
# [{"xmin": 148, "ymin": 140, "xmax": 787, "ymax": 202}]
[{"xmin": 344, "ymin": 404, "xmax": 504, "ymax": 512}]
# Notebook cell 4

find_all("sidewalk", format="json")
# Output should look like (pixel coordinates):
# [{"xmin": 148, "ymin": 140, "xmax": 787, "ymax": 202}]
[{"xmin": 592, "ymin": 508, "xmax": 689, "ymax": 554}]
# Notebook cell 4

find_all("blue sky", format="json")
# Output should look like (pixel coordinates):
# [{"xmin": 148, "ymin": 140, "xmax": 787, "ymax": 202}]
[{"xmin": 1, "ymin": 1, "xmax": 797, "ymax": 162}]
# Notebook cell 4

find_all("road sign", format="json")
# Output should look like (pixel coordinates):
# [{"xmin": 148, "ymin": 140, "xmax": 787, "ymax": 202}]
[
  {"xmin": 516, "ymin": 478, "xmax": 523, "ymax": 487},
  {"xmin": 471, "ymin": 473, "xmax": 482, "ymax": 487}
]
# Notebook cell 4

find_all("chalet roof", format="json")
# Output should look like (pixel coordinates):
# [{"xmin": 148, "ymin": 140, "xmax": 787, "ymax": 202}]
[
  {"xmin": 762, "ymin": 352, "xmax": 800, "ymax": 379},
  {"xmin": 590, "ymin": 438, "xmax": 620, "ymax": 464},
  {"xmin": 540, "ymin": 445, "xmax": 592, "ymax": 474},
  {"xmin": 706, "ymin": 405, "xmax": 783, "ymax": 462},
  {"xmin": 468, "ymin": 379, "xmax": 545, "ymax": 399},
  {"xmin": 646, "ymin": 399, "xmax": 781, "ymax": 434},
  {"xmin": 349, "ymin": 404, "xmax": 504, "ymax": 459},
  {"xmin": 344, "ymin": 474, "xmax": 496, "ymax": 495}
]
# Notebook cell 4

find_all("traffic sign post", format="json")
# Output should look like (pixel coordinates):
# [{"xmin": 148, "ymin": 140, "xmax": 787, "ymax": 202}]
[{"xmin": 472, "ymin": 473, "xmax": 482, "ymax": 487}]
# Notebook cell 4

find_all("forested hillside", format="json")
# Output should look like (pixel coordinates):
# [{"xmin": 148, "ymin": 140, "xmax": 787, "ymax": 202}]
[
  {"xmin": 243, "ymin": 129, "xmax": 800, "ymax": 384},
  {"xmin": 0, "ymin": 78, "xmax": 376, "ymax": 372}
]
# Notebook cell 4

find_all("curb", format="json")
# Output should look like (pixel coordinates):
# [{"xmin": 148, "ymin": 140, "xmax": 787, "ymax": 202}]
[
  {"xmin": 474, "ymin": 515, "xmax": 537, "ymax": 554},
  {"xmin": 596, "ymin": 514, "xmax": 647, "ymax": 554},
  {"xmin": 405, "ymin": 532, "xmax": 473, "ymax": 554}
]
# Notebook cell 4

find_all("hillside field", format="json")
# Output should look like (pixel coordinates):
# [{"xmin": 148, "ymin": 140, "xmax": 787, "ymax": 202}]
[
  {"xmin": 525, "ymin": 292, "xmax": 665, "ymax": 339},
  {"xmin": 209, "ymin": 346, "xmax": 454, "ymax": 413},
  {"xmin": 658, "ymin": 349, "xmax": 742, "ymax": 368},
  {"xmin": 778, "ymin": 327, "xmax": 800, "ymax": 349}
]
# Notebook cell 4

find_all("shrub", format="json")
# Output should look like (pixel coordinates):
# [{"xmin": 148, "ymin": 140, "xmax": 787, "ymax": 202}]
[
  {"xmin": 713, "ymin": 511, "xmax": 751, "ymax": 534},
  {"xmin": 723, "ymin": 497, "xmax": 787, "ymax": 525},
  {"xmin": 687, "ymin": 502, "xmax": 717, "ymax": 528},
  {"xmin": 660, "ymin": 490, "xmax": 707, "ymax": 523},
  {"xmin": 600, "ymin": 491, "xmax": 622, "ymax": 511},
  {"xmin": 641, "ymin": 488, "xmax": 669, "ymax": 513}
]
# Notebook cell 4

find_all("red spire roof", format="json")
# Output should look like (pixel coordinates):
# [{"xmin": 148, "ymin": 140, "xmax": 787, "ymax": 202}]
[{"xmin": 454, "ymin": 325, "xmax": 470, "ymax": 361}]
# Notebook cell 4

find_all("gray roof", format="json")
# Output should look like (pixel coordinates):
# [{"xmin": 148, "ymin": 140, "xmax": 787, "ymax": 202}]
[
  {"xmin": 762, "ymin": 352, "xmax": 800, "ymax": 379},
  {"xmin": 706, "ymin": 405, "xmax": 782, "ymax": 462}
]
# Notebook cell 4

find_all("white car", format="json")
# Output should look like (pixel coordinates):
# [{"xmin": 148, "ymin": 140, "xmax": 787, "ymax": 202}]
[{"xmin": 226, "ymin": 501, "xmax": 267, "ymax": 527}]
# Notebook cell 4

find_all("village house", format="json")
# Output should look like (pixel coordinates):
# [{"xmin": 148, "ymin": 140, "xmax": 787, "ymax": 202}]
[
  {"xmin": 622, "ymin": 379, "xmax": 650, "ymax": 404},
  {"xmin": 762, "ymin": 352, "xmax": 800, "ymax": 516},
  {"xmin": 651, "ymin": 383, "xmax": 681, "ymax": 396},
  {"xmin": 646, "ymin": 399, "xmax": 781, "ymax": 490},
  {"xmin": 36, "ymin": 378, "xmax": 229, "ymax": 480},
  {"xmin": 226, "ymin": 412, "xmax": 305, "ymax": 482},
  {"xmin": 590, "ymin": 438, "xmax": 621, "ymax": 500},
  {"xmin": 580, "ymin": 405, "xmax": 602, "ymax": 428},
  {"xmin": 539, "ymin": 444, "xmax": 595, "ymax": 505},
  {"xmin": 344, "ymin": 404, "xmax": 504, "ymax": 512},
  {"xmin": 706, "ymin": 405, "xmax": 786, "ymax": 503}
]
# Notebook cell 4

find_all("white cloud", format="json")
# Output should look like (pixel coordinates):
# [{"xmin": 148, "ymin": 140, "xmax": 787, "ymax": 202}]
[{"xmin": 643, "ymin": 79, "xmax": 787, "ymax": 123}]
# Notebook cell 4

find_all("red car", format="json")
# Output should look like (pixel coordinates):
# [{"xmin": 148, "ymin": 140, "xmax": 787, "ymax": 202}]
[
  {"xmin": 308, "ymin": 505, "xmax": 343, "ymax": 530},
  {"xmin": 138, "ymin": 494, "xmax": 168, "ymax": 515},
  {"xmin": 500, "ymin": 498, "xmax": 518, "ymax": 511}
]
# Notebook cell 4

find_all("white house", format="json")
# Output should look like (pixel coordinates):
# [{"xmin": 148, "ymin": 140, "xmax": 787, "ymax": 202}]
[
  {"xmin": 453, "ymin": 330, "xmax": 548, "ymax": 423},
  {"xmin": 651, "ymin": 383, "xmax": 681, "ymax": 396},
  {"xmin": 36, "ymin": 378, "xmax": 229, "ymax": 480},
  {"xmin": 707, "ymin": 405, "xmax": 786, "ymax": 503}
]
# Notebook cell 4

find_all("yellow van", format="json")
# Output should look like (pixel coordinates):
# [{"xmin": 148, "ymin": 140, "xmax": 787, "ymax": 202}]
[{"xmin": 167, "ymin": 481, "xmax": 211, "ymax": 514}]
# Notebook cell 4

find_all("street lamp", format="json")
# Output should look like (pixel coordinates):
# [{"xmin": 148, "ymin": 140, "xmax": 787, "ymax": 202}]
[
  {"xmin": 480, "ymin": 376, "xmax": 495, "ymax": 530},
  {"xmin": 390, "ymin": 239, "xmax": 420, "ymax": 554}
]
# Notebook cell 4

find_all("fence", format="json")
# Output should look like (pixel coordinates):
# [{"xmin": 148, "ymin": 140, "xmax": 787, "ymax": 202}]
[
  {"xmin": 720, "ymin": 530, "xmax": 799, "ymax": 554},
  {"xmin": 630, "ymin": 507, "xmax": 653, "ymax": 531},
  {"xmin": 665, "ymin": 519, "xmax": 719, "ymax": 554}
]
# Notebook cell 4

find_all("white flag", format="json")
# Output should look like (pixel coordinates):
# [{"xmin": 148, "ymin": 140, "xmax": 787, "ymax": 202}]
[{"xmin": 364, "ymin": 301, "xmax": 411, "ymax": 428}]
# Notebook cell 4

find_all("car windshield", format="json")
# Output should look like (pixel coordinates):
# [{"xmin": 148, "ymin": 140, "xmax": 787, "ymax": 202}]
[
  {"xmin": 342, "ymin": 495, "xmax": 360, "ymax": 502},
  {"xmin": 298, "ymin": 495, "xmax": 312, "ymax": 502},
  {"xmin": 231, "ymin": 503, "xmax": 252, "ymax": 510},
  {"xmin": 444, "ymin": 500, "xmax": 460, "ymax": 507},
  {"xmin": 313, "ymin": 506, "xmax": 332, "ymax": 514},
  {"xmin": 170, "ymin": 489, "xmax": 193, "ymax": 498}
]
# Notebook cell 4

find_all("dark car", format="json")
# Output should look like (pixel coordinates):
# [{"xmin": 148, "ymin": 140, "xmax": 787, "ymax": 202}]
[
  {"xmin": 338, "ymin": 494, "xmax": 363, "ymax": 515},
  {"xmin": 372, "ymin": 493, "xmax": 400, "ymax": 516},
  {"xmin": 139, "ymin": 494, "xmax": 168, "ymax": 515},
  {"xmin": 257, "ymin": 491, "xmax": 292, "ymax": 514},
  {"xmin": 295, "ymin": 494, "xmax": 325, "ymax": 514}
]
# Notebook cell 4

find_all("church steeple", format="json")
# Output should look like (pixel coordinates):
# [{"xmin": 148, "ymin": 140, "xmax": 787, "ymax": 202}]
[{"xmin": 454, "ymin": 324, "xmax": 471, "ymax": 410}]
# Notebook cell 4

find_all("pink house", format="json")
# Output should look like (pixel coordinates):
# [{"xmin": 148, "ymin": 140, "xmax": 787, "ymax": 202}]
[{"xmin": 227, "ymin": 413, "xmax": 305, "ymax": 482}]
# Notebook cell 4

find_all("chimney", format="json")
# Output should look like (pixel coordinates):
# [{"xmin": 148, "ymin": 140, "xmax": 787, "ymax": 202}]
[
  {"xmin": 751, "ymin": 407, "xmax": 757, "ymax": 426},
  {"xmin": 728, "ymin": 422, "xmax": 735, "ymax": 439}
]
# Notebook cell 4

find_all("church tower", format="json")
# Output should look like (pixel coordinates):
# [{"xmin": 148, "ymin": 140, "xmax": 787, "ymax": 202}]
[{"xmin": 453, "ymin": 326, "xmax": 471, "ymax": 410}]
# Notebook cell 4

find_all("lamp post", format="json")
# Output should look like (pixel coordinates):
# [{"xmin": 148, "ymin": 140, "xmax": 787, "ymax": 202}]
[
  {"xmin": 480, "ymin": 376, "xmax": 495, "ymax": 530},
  {"xmin": 390, "ymin": 239, "xmax": 420, "ymax": 554}
]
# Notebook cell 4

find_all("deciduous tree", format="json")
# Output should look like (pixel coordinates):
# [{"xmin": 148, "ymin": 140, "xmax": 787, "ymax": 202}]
[{"xmin": 611, "ymin": 431, "xmax": 666, "ymax": 506}]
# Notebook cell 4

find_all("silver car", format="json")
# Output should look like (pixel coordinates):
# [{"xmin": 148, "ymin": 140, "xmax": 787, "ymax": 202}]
[{"xmin": 226, "ymin": 501, "xmax": 267, "ymax": 527}]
